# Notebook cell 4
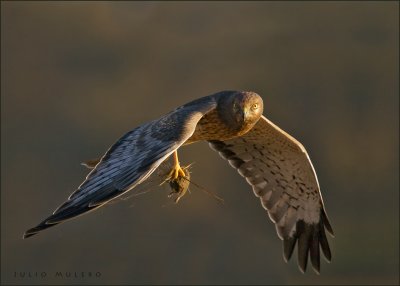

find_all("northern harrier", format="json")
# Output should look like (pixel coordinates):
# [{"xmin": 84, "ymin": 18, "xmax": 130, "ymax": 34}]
[{"xmin": 24, "ymin": 91, "xmax": 333, "ymax": 273}]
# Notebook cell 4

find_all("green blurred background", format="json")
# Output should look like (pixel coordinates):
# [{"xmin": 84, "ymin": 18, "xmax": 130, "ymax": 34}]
[{"xmin": 1, "ymin": 1, "xmax": 399, "ymax": 285}]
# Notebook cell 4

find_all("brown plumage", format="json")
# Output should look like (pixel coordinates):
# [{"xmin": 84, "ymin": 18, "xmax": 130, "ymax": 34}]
[{"xmin": 187, "ymin": 91, "xmax": 263, "ymax": 143}]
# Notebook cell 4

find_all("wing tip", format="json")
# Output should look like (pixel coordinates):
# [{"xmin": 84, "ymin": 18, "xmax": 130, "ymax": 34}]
[
  {"xmin": 312, "ymin": 267, "xmax": 321, "ymax": 275},
  {"xmin": 23, "ymin": 230, "xmax": 38, "ymax": 239},
  {"xmin": 283, "ymin": 235, "xmax": 297, "ymax": 263},
  {"xmin": 282, "ymin": 211, "xmax": 333, "ymax": 274},
  {"xmin": 283, "ymin": 254, "xmax": 289, "ymax": 263},
  {"xmin": 22, "ymin": 222, "xmax": 51, "ymax": 239},
  {"xmin": 298, "ymin": 265, "xmax": 306, "ymax": 274},
  {"xmin": 321, "ymin": 208, "xmax": 334, "ymax": 237},
  {"xmin": 22, "ymin": 204, "xmax": 85, "ymax": 239}
]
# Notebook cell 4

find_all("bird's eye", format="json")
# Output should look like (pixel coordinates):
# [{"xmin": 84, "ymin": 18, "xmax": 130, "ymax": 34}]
[{"xmin": 251, "ymin": 103, "xmax": 259, "ymax": 110}]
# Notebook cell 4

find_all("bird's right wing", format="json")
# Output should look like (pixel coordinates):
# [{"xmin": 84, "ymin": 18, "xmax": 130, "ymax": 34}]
[{"xmin": 24, "ymin": 96, "xmax": 217, "ymax": 238}]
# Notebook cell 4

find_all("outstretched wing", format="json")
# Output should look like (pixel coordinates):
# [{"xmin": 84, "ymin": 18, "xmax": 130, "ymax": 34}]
[
  {"xmin": 209, "ymin": 115, "xmax": 333, "ymax": 274},
  {"xmin": 24, "ymin": 96, "xmax": 217, "ymax": 238}
]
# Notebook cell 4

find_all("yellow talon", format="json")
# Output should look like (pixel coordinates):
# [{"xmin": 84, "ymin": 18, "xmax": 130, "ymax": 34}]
[
  {"xmin": 177, "ymin": 167, "xmax": 186, "ymax": 178},
  {"xmin": 168, "ymin": 151, "xmax": 186, "ymax": 180},
  {"xmin": 162, "ymin": 151, "xmax": 192, "ymax": 203}
]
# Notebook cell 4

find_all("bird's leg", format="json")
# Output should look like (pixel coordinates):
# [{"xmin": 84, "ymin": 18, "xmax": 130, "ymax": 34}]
[
  {"xmin": 161, "ymin": 151, "xmax": 191, "ymax": 203},
  {"xmin": 168, "ymin": 150, "xmax": 186, "ymax": 180}
]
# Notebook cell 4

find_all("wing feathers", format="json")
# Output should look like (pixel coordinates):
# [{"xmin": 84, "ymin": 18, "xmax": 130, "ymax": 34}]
[
  {"xmin": 321, "ymin": 208, "xmax": 334, "ymax": 236},
  {"xmin": 208, "ymin": 115, "xmax": 333, "ymax": 273},
  {"xmin": 269, "ymin": 198, "xmax": 289, "ymax": 223},
  {"xmin": 283, "ymin": 236, "xmax": 297, "ymax": 262},
  {"xmin": 297, "ymin": 220, "xmax": 311, "ymax": 273},
  {"xmin": 24, "ymin": 96, "xmax": 217, "ymax": 238},
  {"xmin": 310, "ymin": 230, "xmax": 321, "ymax": 274},
  {"xmin": 319, "ymin": 223, "xmax": 332, "ymax": 262}
]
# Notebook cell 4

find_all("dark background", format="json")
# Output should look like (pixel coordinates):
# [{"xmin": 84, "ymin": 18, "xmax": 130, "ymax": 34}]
[{"xmin": 1, "ymin": 1, "xmax": 399, "ymax": 285}]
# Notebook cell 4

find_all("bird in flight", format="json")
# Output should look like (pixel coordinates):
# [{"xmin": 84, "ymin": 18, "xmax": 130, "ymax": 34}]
[{"xmin": 24, "ymin": 90, "xmax": 333, "ymax": 273}]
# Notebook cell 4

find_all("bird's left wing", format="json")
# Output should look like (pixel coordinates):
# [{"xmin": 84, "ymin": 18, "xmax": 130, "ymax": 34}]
[
  {"xmin": 209, "ymin": 115, "xmax": 333, "ymax": 274},
  {"xmin": 24, "ymin": 96, "xmax": 217, "ymax": 238}
]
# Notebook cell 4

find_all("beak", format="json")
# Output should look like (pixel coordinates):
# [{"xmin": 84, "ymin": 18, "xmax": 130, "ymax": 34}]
[{"xmin": 243, "ymin": 107, "xmax": 250, "ymax": 122}]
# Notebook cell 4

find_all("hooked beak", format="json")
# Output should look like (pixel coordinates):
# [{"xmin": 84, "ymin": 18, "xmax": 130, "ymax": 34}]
[
  {"xmin": 236, "ymin": 107, "xmax": 249, "ymax": 123},
  {"xmin": 243, "ymin": 106, "xmax": 250, "ymax": 122}
]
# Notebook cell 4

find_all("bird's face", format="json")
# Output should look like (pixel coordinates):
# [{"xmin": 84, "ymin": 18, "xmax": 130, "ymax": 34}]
[{"xmin": 232, "ymin": 91, "xmax": 264, "ymax": 126}]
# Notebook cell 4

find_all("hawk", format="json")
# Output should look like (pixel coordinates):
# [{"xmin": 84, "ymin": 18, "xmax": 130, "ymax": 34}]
[{"xmin": 24, "ymin": 90, "xmax": 333, "ymax": 273}]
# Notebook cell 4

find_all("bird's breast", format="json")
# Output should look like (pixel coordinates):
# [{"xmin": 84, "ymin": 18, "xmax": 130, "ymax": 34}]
[{"xmin": 185, "ymin": 109, "xmax": 254, "ymax": 144}]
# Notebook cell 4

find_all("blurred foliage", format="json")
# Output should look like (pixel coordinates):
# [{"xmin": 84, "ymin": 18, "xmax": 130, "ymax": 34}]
[{"xmin": 1, "ymin": 1, "xmax": 399, "ymax": 285}]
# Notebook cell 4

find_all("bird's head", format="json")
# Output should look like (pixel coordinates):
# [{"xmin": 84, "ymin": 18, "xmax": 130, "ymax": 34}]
[
  {"xmin": 232, "ymin": 91, "xmax": 263, "ymax": 124},
  {"xmin": 217, "ymin": 90, "xmax": 263, "ymax": 130}
]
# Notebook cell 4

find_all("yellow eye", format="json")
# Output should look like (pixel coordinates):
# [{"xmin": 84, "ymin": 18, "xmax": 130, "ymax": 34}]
[{"xmin": 251, "ymin": 103, "xmax": 259, "ymax": 110}]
